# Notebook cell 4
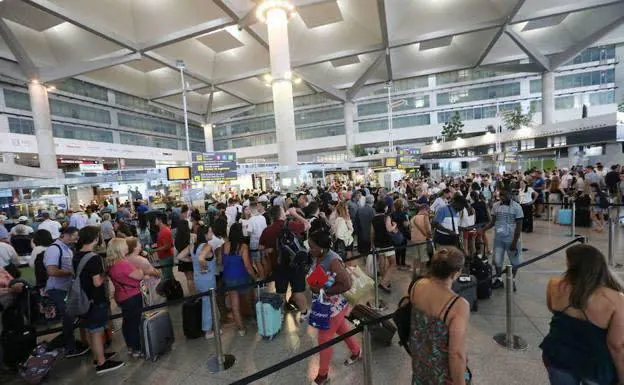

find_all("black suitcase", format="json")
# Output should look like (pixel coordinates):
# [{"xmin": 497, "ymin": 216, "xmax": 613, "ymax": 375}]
[
  {"xmin": 182, "ymin": 299, "xmax": 203, "ymax": 339},
  {"xmin": 1, "ymin": 327, "xmax": 36, "ymax": 368},
  {"xmin": 575, "ymin": 208, "xmax": 591, "ymax": 228},
  {"xmin": 347, "ymin": 304, "xmax": 396, "ymax": 346},
  {"xmin": 470, "ymin": 257, "xmax": 492, "ymax": 300},
  {"xmin": 452, "ymin": 274, "xmax": 478, "ymax": 312}
]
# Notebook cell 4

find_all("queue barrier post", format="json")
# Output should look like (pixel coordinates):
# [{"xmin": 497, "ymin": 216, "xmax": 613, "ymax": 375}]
[
  {"xmin": 207, "ymin": 288, "xmax": 236, "ymax": 373},
  {"xmin": 493, "ymin": 265, "xmax": 528, "ymax": 351},
  {"xmin": 570, "ymin": 201, "xmax": 576, "ymax": 238},
  {"xmin": 372, "ymin": 250, "xmax": 380, "ymax": 310},
  {"xmin": 362, "ymin": 324, "xmax": 374, "ymax": 385},
  {"xmin": 608, "ymin": 213, "xmax": 615, "ymax": 267}
]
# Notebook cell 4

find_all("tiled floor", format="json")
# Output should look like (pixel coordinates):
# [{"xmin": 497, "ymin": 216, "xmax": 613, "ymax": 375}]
[{"xmin": 2, "ymin": 218, "xmax": 623, "ymax": 385}]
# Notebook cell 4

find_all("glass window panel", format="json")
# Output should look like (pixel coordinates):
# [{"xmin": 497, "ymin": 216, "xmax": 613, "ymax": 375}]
[
  {"xmin": 8, "ymin": 117, "xmax": 35, "ymax": 135},
  {"xmin": 189, "ymin": 141, "xmax": 205, "ymax": 152},
  {"xmin": 57, "ymin": 79, "xmax": 108, "ymax": 101},
  {"xmin": 49, "ymin": 99, "xmax": 111, "ymax": 124},
  {"xmin": 214, "ymin": 140, "xmax": 230, "ymax": 150},
  {"xmin": 213, "ymin": 125, "xmax": 229, "ymax": 138},
  {"xmin": 4, "ymin": 89, "xmax": 31, "ymax": 110},
  {"xmin": 435, "ymin": 68, "xmax": 514, "ymax": 85},
  {"xmin": 118, "ymin": 113, "xmax": 177, "ymax": 135},
  {"xmin": 295, "ymin": 107, "xmax": 343, "ymax": 125},
  {"xmin": 358, "ymin": 101, "xmax": 387, "ymax": 116},
  {"xmin": 296, "ymin": 124, "xmax": 345, "ymax": 140},
  {"xmin": 437, "ymin": 82, "xmax": 520, "ymax": 105},
  {"xmin": 52, "ymin": 123, "xmax": 113, "ymax": 143},
  {"xmin": 231, "ymin": 117, "xmax": 275, "ymax": 135},
  {"xmin": 293, "ymin": 94, "xmax": 336, "ymax": 108},
  {"xmin": 555, "ymin": 69, "xmax": 615, "ymax": 90},
  {"xmin": 114, "ymin": 91, "xmax": 176, "ymax": 118},
  {"xmin": 555, "ymin": 95, "xmax": 575, "ymax": 110}
]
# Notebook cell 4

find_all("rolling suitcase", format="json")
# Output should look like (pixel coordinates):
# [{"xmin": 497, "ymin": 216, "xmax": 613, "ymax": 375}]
[
  {"xmin": 347, "ymin": 304, "xmax": 396, "ymax": 346},
  {"xmin": 452, "ymin": 274, "xmax": 478, "ymax": 312},
  {"xmin": 558, "ymin": 209, "xmax": 573, "ymax": 225},
  {"xmin": 182, "ymin": 299, "xmax": 203, "ymax": 339},
  {"xmin": 256, "ymin": 289, "xmax": 283, "ymax": 340},
  {"xmin": 470, "ymin": 257, "xmax": 492, "ymax": 300},
  {"xmin": 140, "ymin": 311, "xmax": 174, "ymax": 362}
]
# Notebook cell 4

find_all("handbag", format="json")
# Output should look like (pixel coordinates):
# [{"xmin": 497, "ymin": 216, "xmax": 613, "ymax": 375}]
[
  {"xmin": 309, "ymin": 290, "xmax": 332, "ymax": 330},
  {"xmin": 343, "ymin": 266, "xmax": 374, "ymax": 305},
  {"xmin": 433, "ymin": 207, "xmax": 461, "ymax": 247},
  {"xmin": 332, "ymin": 238, "xmax": 347, "ymax": 259},
  {"xmin": 366, "ymin": 253, "xmax": 376, "ymax": 278},
  {"xmin": 389, "ymin": 230, "xmax": 404, "ymax": 246}
]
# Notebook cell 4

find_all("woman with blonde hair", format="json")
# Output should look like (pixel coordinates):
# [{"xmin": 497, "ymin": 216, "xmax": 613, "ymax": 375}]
[
  {"xmin": 107, "ymin": 238, "xmax": 144, "ymax": 358},
  {"xmin": 548, "ymin": 176, "xmax": 565, "ymax": 224},
  {"xmin": 332, "ymin": 202, "xmax": 354, "ymax": 261}
]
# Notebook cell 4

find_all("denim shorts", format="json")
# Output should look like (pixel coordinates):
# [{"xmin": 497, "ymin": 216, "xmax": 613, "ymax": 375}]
[
  {"xmin": 493, "ymin": 238, "xmax": 521, "ymax": 268},
  {"xmin": 80, "ymin": 302, "xmax": 109, "ymax": 333}
]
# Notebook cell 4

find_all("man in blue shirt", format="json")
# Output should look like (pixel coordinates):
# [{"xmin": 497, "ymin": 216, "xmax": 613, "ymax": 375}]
[
  {"xmin": 44, "ymin": 227, "xmax": 89, "ymax": 357},
  {"xmin": 532, "ymin": 170, "xmax": 545, "ymax": 218},
  {"xmin": 485, "ymin": 187, "xmax": 524, "ymax": 291},
  {"xmin": 0, "ymin": 214, "xmax": 8, "ymax": 242}
]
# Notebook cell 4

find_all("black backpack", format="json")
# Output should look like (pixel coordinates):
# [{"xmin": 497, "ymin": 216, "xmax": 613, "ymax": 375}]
[
  {"xmin": 276, "ymin": 220, "xmax": 309, "ymax": 269},
  {"xmin": 393, "ymin": 277, "xmax": 423, "ymax": 355},
  {"xmin": 34, "ymin": 244, "xmax": 62, "ymax": 289},
  {"xmin": 598, "ymin": 192, "xmax": 610, "ymax": 209}
]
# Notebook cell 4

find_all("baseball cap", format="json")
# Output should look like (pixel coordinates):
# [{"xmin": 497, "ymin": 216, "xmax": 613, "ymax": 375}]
[
  {"xmin": 0, "ymin": 215, "xmax": 6, "ymax": 222},
  {"xmin": 18, "ymin": 216, "xmax": 28, "ymax": 222}
]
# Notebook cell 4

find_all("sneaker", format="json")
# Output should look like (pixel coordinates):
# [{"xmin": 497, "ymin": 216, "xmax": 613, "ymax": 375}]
[
  {"xmin": 238, "ymin": 329, "xmax": 247, "ymax": 337},
  {"xmin": 95, "ymin": 360, "xmax": 125, "ymax": 375},
  {"xmin": 378, "ymin": 283, "xmax": 391, "ymax": 294},
  {"xmin": 66, "ymin": 345, "xmax": 91, "ymax": 359},
  {"xmin": 131, "ymin": 350, "xmax": 143, "ymax": 359},
  {"xmin": 312, "ymin": 374, "xmax": 330, "ymax": 385},
  {"xmin": 205, "ymin": 331, "xmax": 215, "ymax": 340},
  {"xmin": 492, "ymin": 279, "xmax": 504, "ymax": 290},
  {"xmin": 93, "ymin": 352, "xmax": 117, "ymax": 365},
  {"xmin": 344, "ymin": 350, "xmax": 362, "ymax": 366}
]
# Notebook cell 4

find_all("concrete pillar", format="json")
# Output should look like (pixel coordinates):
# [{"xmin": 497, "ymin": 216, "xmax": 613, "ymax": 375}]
[
  {"xmin": 204, "ymin": 123, "xmax": 214, "ymax": 152},
  {"xmin": 541, "ymin": 71, "xmax": 554, "ymax": 125},
  {"xmin": 344, "ymin": 101, "xmax": 355, "ymax": 159},
  {"xmin": 265, "ymin": 5, "xmax": 297, "ymax": 172},
  {"xmin": 28, "ymin": 81, "xmax": 58, "ymax": 174}
]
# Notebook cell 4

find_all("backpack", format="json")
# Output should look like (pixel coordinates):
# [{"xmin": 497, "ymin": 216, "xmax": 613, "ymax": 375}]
[
  {"xmin": 65, "ymin": 252, "xmax": 97, "ymax": 317},
  {"xmin": 34, "ymin": 244, "xmax": 62, "ymax": 289},
  {"xmin": 598, "ymin": 193, "xmax": 610, "ymax": 209},
  {"xmin": 277, "ymin": 220, "xmax": 310, "ymax": 269},
  {"xmin": 393, "ymin": 277, "xmax": 423, "ymax": 355}
]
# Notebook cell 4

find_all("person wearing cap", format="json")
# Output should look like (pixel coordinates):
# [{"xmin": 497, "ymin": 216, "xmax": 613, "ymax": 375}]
[
  {"xmin": 38, "ymin": 212, "xmax": 62, "ymax": 240},
  {"xmin": 10, "ymin": 216, "xmax": 34, "ymax": 236}
]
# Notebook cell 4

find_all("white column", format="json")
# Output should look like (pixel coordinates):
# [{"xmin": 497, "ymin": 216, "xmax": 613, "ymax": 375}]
[
  {"xmin": 541, "ymin": 71, "xmax": 554, "ymax": 125},
  {"xmin": 28, "ymin": 81, "xmax": 58, "ymax": 174},
  {"xmin": 344, "ymin": 101, "xmax": 355, "ymax": 160},
  {"xmin": 266, "ymin": 6, "xmax": 297, "ymax": 171},
  {"xmin": 203, "ymin": 124, "xmax": 215, "ymax": 152}
]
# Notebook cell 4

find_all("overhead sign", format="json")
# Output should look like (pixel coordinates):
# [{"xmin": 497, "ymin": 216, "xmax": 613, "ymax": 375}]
[
  {"xmin": 79, "ymin": 163, "xmax": 105, "ymax": 172},
  {"xmin": 396, "ymin": 147, "xmax": 420, "ymax": 169},
  {"xmin": 191, "ymin": 152, "xmax": 237, "ymax": 182}
]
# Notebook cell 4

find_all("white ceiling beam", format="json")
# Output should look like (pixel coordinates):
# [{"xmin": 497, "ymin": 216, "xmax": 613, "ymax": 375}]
[
  {"xmin": 346, "ymin": 52, "xmax": 385, "ymax": 101},
  {"xmin": 0, "ymin": 18, "xmax": 38, "ymax": 79},
  {"xmin": 213, "ymin": 0, "xmax": 269, "ymax": 49},
  {"xmin": 23, "ymin": 0, "xmax": 138, "ymax": 51},
  {"xmin": 504, "ymin": 28, "xmax": 551, "ymax": 71},
  {"xmin": 475, "ymin": 0, "xmax": 527, "ymax": 66},
  {"xmin": 550, "ymin": 12, "xmax": 624, "ymax": 69},
  {"xmin": 210, "ymin": 105, "xmax": 256, "ymax": 124},
  {"xmin": 138, "ymin": 18, "xmax": 236, "ymax": 52},
  {"xmin": 237, "ymin": 7, "xmax": 257, "ymax": 30},
  {"xmin": 150, "ymin": 84, "xmax": 208, "ymax": 100},
  {"xmin": 0, "ymin": 59, "xmax": 27, "ymax": 81},
  {"xmin": 292, "ymin": 44, "xmax": 385, "ymax": 68},
  {"xmin": 512, "ymin": 0, "xmax": 624, "ymax": 24},
  {"xmin": 375, "ymin": 0, "xmax": 392, "ymax": 80},
  {"xmin": 390, "ymin": 19, "xmax": 503, "ymax": 50},
  {"xmin": 293, "ymin": 71, "xmax": 346, "ymax": 102},
  {"xmin": 217, "ymin": 87, "xmax": 255, "ymax": 105},
  {"xmin": 39, "ymin": 52, "xmax": 142, "ymax": 83},
  {"xmin": 205, "ymin": 89, "xmax": 214, "ymax": 122}
]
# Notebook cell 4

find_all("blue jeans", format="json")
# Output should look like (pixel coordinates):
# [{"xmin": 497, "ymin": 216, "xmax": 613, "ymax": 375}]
[
  {"xmin": 194, "ymin": 272, "xmax": 216, "ymax": 332},
  {"xmin": 493, "ymin": 238, "xmax": 521, "ymax": 270},
  {"xmin": 46, "ymin": 288, "xmax": 76, "ymax": 352},
  {"xmin": 118, "ymin": 294, "xmax": 142, "ymax": 351},
  {"xmin": 546, "ymin": 365, "xmax": 599, "ymax": 385}
]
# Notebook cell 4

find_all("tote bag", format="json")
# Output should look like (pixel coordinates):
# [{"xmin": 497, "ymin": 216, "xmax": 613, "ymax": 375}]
[{"xmin": 309, "ymin": 290, "xmax": 332, "ymax": 330}]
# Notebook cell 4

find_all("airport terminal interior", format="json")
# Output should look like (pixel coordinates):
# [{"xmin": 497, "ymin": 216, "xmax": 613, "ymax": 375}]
[{"xmin": 0, "ymin": 0, "xmax": 624, "ymax": 384}]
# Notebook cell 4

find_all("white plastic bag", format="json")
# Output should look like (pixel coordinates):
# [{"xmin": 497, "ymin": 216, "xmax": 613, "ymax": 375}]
[
  {"xmin": 366, "ymin": 253, "xmax": 375, "ymax": 278},
  {"xmin": 344, "ymin": 266, "xmax": 374, "ymax": 305}
]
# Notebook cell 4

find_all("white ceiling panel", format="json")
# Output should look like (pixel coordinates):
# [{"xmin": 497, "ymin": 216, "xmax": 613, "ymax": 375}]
[
  {"xmin": 514, "ymin": 0, "xmax": 618, "ymax": 22},
  {"xmin": 0, "ymin": 1, "xmax": 64, "ymax": 32},
  {"xmin": 296, "ymin": 52, "xmax": 387, "ymax": 90},
  {"xmin": 218, "ymin": 78, "xmax": 274, "ymax": 104},
  {"xmin": 44, "ymin": 23, "xmax": 124, "ymax": 64},
  {"xmin": 211, "ymin": 29, "xmax": 270, "ymax": 83},
  {"xmin": 145, "ymin": 67, "xmax": 206, "ymax": 97},
  {"xmin": 298, "ymin": 1, "xmax": 344, "ymax": 29},
  {"xmin": 151, "ymin": 39, "xmax": 217, "ymax": 80},
  {"xmin": 161, "ymin": 91, "xmax": 211, "ymax": 114},
  {"xmin": 81, "ymin": 66, "xmax": 149, "ymax": 97},
  {"xmin": 197, "ymin": 29, "xmax": 244, "ymax": 53},
  {"xmin": 391, "ymin": 29, "xmax": 498, "ymax": 80},
  {"xmin": 124, "ymin": 58, "xmax": 164, "ymax": 73},
  {"xmin": 480, "ymin": 33, "xmax": 526, "ymax": 65},
  {"xmin": 52, "ymin": 0, "xmax": 136, "ymax": 39},
  {"xmin": 0, "ymin": 20, "xmax": 58, "ymax": 66},
  {"xmin": 386, "ymin": 0, "xmax": 507, "ymax": 45}
]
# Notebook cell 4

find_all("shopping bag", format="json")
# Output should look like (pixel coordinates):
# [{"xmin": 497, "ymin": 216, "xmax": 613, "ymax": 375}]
[
  {"xmin": 366, "ymin": 253, "xmax": 375, "ymax": 278},
  {"xmin": 309, "ymin": 290, "xmax": 332, "ymax": 330},
  {"xmin": 343, "ymin": 266, "xmax": 374, "ymax": 305},
  {"xmin": 306, "ymin": 264, "xmax": 329, "ymax": 288}
]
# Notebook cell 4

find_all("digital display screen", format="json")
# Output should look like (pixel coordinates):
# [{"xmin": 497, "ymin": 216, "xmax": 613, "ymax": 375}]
[
  {"xmin": 167, "ymin": 166, "xmax": 191, "ymax": 181},
  {"xmin": 385, "ymin": 158, "xmax": 397, "ymax": 167}
]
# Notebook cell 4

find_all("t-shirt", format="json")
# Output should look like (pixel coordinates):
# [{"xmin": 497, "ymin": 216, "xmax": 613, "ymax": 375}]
[
  {"xmin": 0, "ymin": 242, "xmax": 17, "ymax": 268},
  {"xmin": 101, "ymin": 220, "xmax": 115, "ymax": 240},
  {"xmin": 355, "ymin": 205, "xmax": 375, "ymax": 242},
  {"xmin": 520, "ymin": 187, "xmax": 536, "ymax": 205},
  {"xmin": 136, "ymin": 204, "xmax": 149, "ymax": 214},
  {"xmin": 156, "ymin": 225, "xmax": 174, "ymax": 259},
  {"xmin": 491, "ymin": 201, "xmax": 524, "ymax": 241},
  {"xmin": 69, "ymin": 212, "xmax": 88, "ymax": 229},
  {"xmin": 248, "ymin": 214, "xmax": 267, "ymax": 250},
  {"xmin": 73, "ymin": 251, "xmax": 106, "ymax": 305},
  {"xmin": 430, "ymin": 197, "xmax": 447, "ymax": 214},
  {"xmin": 109, "ymin": 259, "xmax": 141, "ymax": 303},
  {"xmin": 433, "ymin": 205, "xmax": 463, "ymax": 234},
  {"xmin": 0, "ymin": 225, "xmax": 8, "ymax": 241},
  {"xmin": 532, "ymin": 178, "xmax": 545, "ymax": 197},
  {"xmin": 259, "ymin": 219, "xmax": 305, "ymax": 252},
  {"xmin": 44, "ymin": 241, "xmax": 73, "ymax": 291},
  {"xmin": 38, "ymin": 219, "xmax": 61, "ymax": 239}
]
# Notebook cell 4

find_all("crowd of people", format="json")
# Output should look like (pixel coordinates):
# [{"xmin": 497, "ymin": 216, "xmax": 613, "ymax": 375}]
[{"xmin": 0, "ymin": 161, "xmax": 623, "ymax": 384}]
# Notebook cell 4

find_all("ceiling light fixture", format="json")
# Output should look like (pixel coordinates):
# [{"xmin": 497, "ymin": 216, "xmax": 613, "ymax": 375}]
[
  {"xmin": 293, "ymin": 77, "xmax": 302, "ymax": 84},
  {"xmin": 256, "ymin": 0, "xmax": 296, "ymax": 24},
  {"xmin": 46, "ymin": 86, "xmax": 56, "ymax": 92}
]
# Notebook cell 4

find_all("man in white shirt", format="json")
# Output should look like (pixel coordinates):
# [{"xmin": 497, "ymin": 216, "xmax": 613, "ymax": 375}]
[
  {"xmin": 430, "ymin": 188, "xmax": 452, "ymax": 214},
  {"xmin": 38, "ymin": 212, "xmax": 62, "ymax": 239},
  {"xmin": 560, "ymin": 169, "xmax": 572, "ymax": 190},
  {"xmin": 0, "ymin": 241, "xmax": 18, "ymax": 268},
  {"xmin": 68, "ymin": 210, "xmax": 88, "ymax": 229},
  {"xmin": 248, "ymin": 203, "xmax": 268, "ymax": 277},
  {"xmin": 225, "ymin": 198, "xmax": 241, "ymax": 232}
]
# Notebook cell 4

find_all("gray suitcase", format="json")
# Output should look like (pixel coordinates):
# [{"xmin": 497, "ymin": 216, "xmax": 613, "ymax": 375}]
[
  {"xmin": 452, "ymin": 274, "xmax": 478, "ymax": 312},
  {"xmin": 140, "ymin": 310, "xmax": 174, "ymax": 362}
]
